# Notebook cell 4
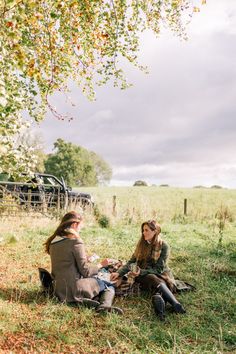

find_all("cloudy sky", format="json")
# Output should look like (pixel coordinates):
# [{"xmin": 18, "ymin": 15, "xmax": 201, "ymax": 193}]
[{"xmin": 36, "ymin": 0, "xmax": 236, "ymax": 188}]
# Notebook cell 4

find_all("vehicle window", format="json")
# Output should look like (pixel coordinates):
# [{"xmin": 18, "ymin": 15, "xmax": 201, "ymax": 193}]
[{"xmin": 43, "ymin": 176, "xmax": 61, "ymax": 187}]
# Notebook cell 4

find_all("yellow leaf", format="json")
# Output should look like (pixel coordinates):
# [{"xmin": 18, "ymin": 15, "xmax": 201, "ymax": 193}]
[
  {"xmin": 193, "ymin": 7, "xmax": 200, "ymax": 12},
  {"xmin": 202, "ymin": 0, "xmax": 206, "ymax": 4}
]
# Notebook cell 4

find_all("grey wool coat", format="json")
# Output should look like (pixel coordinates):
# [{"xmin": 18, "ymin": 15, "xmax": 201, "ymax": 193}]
[{"xmin": 49, "ymin": 235, "xmax": 100, "ymax": 303}]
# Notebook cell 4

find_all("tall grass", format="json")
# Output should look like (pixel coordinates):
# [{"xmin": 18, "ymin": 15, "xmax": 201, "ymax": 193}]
[{"xmin": 0, "ymin": 187, "xmax": 235, "ymax": 353}]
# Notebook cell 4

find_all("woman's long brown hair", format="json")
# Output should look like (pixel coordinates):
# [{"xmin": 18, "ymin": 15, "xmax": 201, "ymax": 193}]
[
  {"xmin": 44, "ymin": 211, "xmax": 82, "ymax": 254},
  {"xmin": 134, "ymin": 220, "xmax": 161, "ymax": 266}
]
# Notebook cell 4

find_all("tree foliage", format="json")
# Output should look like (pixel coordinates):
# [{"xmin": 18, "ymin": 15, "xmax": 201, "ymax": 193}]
[
  {"xmin": 0, "ymin": 0, "xmax": 205, "ymax": 175},
  {"xmin": 44, "ymin": 138, "xmax": 112, "ymax": 186},
  {"xmin": 89, "ymin": 151, "xmax": 112, "ymax": 185},
  {"xmin": 0, "ymin": 118, "xmax": 37, "ymax": 178},
  {"xmin": 18, "ymin": 131, "xmax": 47, "ymax": 173}
]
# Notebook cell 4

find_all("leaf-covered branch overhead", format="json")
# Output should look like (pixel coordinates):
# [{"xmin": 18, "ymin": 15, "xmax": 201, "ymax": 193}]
[{"xmin": 0, "ymin": 0, "xmax": 205, "ymax": 175}]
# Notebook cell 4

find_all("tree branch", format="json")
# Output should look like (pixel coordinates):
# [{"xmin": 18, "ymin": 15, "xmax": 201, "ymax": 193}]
[{"xmin": 1, "ymin": 0, "xmax": 24, "ymax": 17}]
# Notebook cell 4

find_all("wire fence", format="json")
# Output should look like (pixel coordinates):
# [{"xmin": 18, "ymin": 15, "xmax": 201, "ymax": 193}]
[{"xmin": 0, "ymin": 182, "xmax": 84, "ymax": 217}]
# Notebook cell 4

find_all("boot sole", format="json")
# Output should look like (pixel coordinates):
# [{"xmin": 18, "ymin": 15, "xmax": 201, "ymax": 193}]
[
  {"xmin": 96, "ymin": 306, "xmax": 124, "ymax": 315},
  {"xmin": 76, "ymin": 298, "xmax": 100, "ymax": 309}
]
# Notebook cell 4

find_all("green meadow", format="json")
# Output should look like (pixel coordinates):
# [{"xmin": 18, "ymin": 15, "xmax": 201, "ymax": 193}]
[{"xmin": 0, "ymin": 186, "xmax": 235, "ymax": 353}]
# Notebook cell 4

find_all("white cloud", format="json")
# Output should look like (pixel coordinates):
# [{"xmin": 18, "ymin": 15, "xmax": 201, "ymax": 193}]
[
  {"xmin": 88, "ymin": 110, "xmax": 114, "ymax": 123},
  {"xmin": 189, "ymin": 0, "xmax": 236, "ymax": 36},
  {"xmin": 112, "ymin": 162, "xmax": 236, "ymax": 188}
]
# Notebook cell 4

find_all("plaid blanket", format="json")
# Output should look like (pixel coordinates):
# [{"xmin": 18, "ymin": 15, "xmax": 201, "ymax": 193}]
[{"xmin": 105, "ymin": 260, "xmax": 141, "ymax": 297}]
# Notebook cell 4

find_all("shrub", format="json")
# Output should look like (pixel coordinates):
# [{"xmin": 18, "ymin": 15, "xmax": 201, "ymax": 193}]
[
  {"xmin": 98, "ymin": 215, "xmax": 110, "ymax": 228},
  {"xmin": 93, "ymin": 204, "xmax": 101, "ymax": 219},
  {"xmin": 133, "ymin": 180, "xmax": 148, "ymax": 186}
]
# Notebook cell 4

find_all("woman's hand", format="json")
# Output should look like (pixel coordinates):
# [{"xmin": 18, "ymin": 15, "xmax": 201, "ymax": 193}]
[
  {"xmin": 128, "ymin": 266, "xmax": 140, "ymax": 278},
  {"xmin": 110, "ymin": 272, "xmax": 120, "ymax": 281}
]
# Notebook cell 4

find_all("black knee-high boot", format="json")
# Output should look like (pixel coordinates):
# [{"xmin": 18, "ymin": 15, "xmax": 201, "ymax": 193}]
[
  {"xmin": 157, "ymin": 283, "xmax": 186, "ymax": 314},
  {"xmin": 152, "ymin": 294, "xmax": 165, "ymax": 321}
]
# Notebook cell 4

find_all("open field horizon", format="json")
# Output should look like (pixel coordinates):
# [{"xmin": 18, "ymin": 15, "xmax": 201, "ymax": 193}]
[{"xmin": 74, "ymin": 186, "xmax": 236, "ymax": 225}]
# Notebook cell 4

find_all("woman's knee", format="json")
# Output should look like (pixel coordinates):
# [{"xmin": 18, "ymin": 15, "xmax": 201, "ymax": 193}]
[
  {"xmin": 145, "ymin": 274, "xmax": 163, "ymax": 286},
  {"xmin": 138, "ymin": 274, "xmax": 163, "ymax": 291}
]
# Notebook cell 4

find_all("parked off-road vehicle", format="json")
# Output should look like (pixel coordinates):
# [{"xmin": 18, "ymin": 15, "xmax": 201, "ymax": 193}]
[{"xmin": 0, "ymin": 173, "xmax": 94, "ymax": 213}]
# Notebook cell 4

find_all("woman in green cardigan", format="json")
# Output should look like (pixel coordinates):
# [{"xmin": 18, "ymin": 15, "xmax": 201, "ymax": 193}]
[{"xmin": 110, "ymin": 219, "xmax": 186, "ymax": 320}]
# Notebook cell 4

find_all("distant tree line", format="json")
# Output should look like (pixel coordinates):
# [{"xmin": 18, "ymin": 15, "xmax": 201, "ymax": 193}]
[{"xmin": 35, "ymin": 138, "xmax": 112, "ymax": 187}]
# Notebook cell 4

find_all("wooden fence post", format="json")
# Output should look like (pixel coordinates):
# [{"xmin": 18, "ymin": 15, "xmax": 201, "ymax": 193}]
[
  {"xmin": 27, "ymin": 190, "xmax": 31, "ymax": 211},
  {"xmin": 57, "ymin": 188, "xmax": 61, "ymax": 213},
  {"xmin": 184, "ymin": 198, "xmax": 187, "ymax": 215},
  {"xmin": 112, "ymin": 195, "xmax": 117, "ymax": 216}
]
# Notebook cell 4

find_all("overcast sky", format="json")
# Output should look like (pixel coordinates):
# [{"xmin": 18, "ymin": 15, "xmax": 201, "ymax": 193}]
[{"xmin": 36, "ymin": 0, "xmax": 236, "ymax": 188}]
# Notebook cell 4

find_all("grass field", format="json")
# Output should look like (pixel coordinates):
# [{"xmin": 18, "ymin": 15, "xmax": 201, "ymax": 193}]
[{"xmin": 0, "ymin": 187, "xmax": 235, "ymax": 353}]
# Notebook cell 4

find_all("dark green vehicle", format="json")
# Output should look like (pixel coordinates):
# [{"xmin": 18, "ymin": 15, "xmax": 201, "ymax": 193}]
[{"xmin": 0, "ymin": 173, "xmax": 94, "ymax": 212}]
